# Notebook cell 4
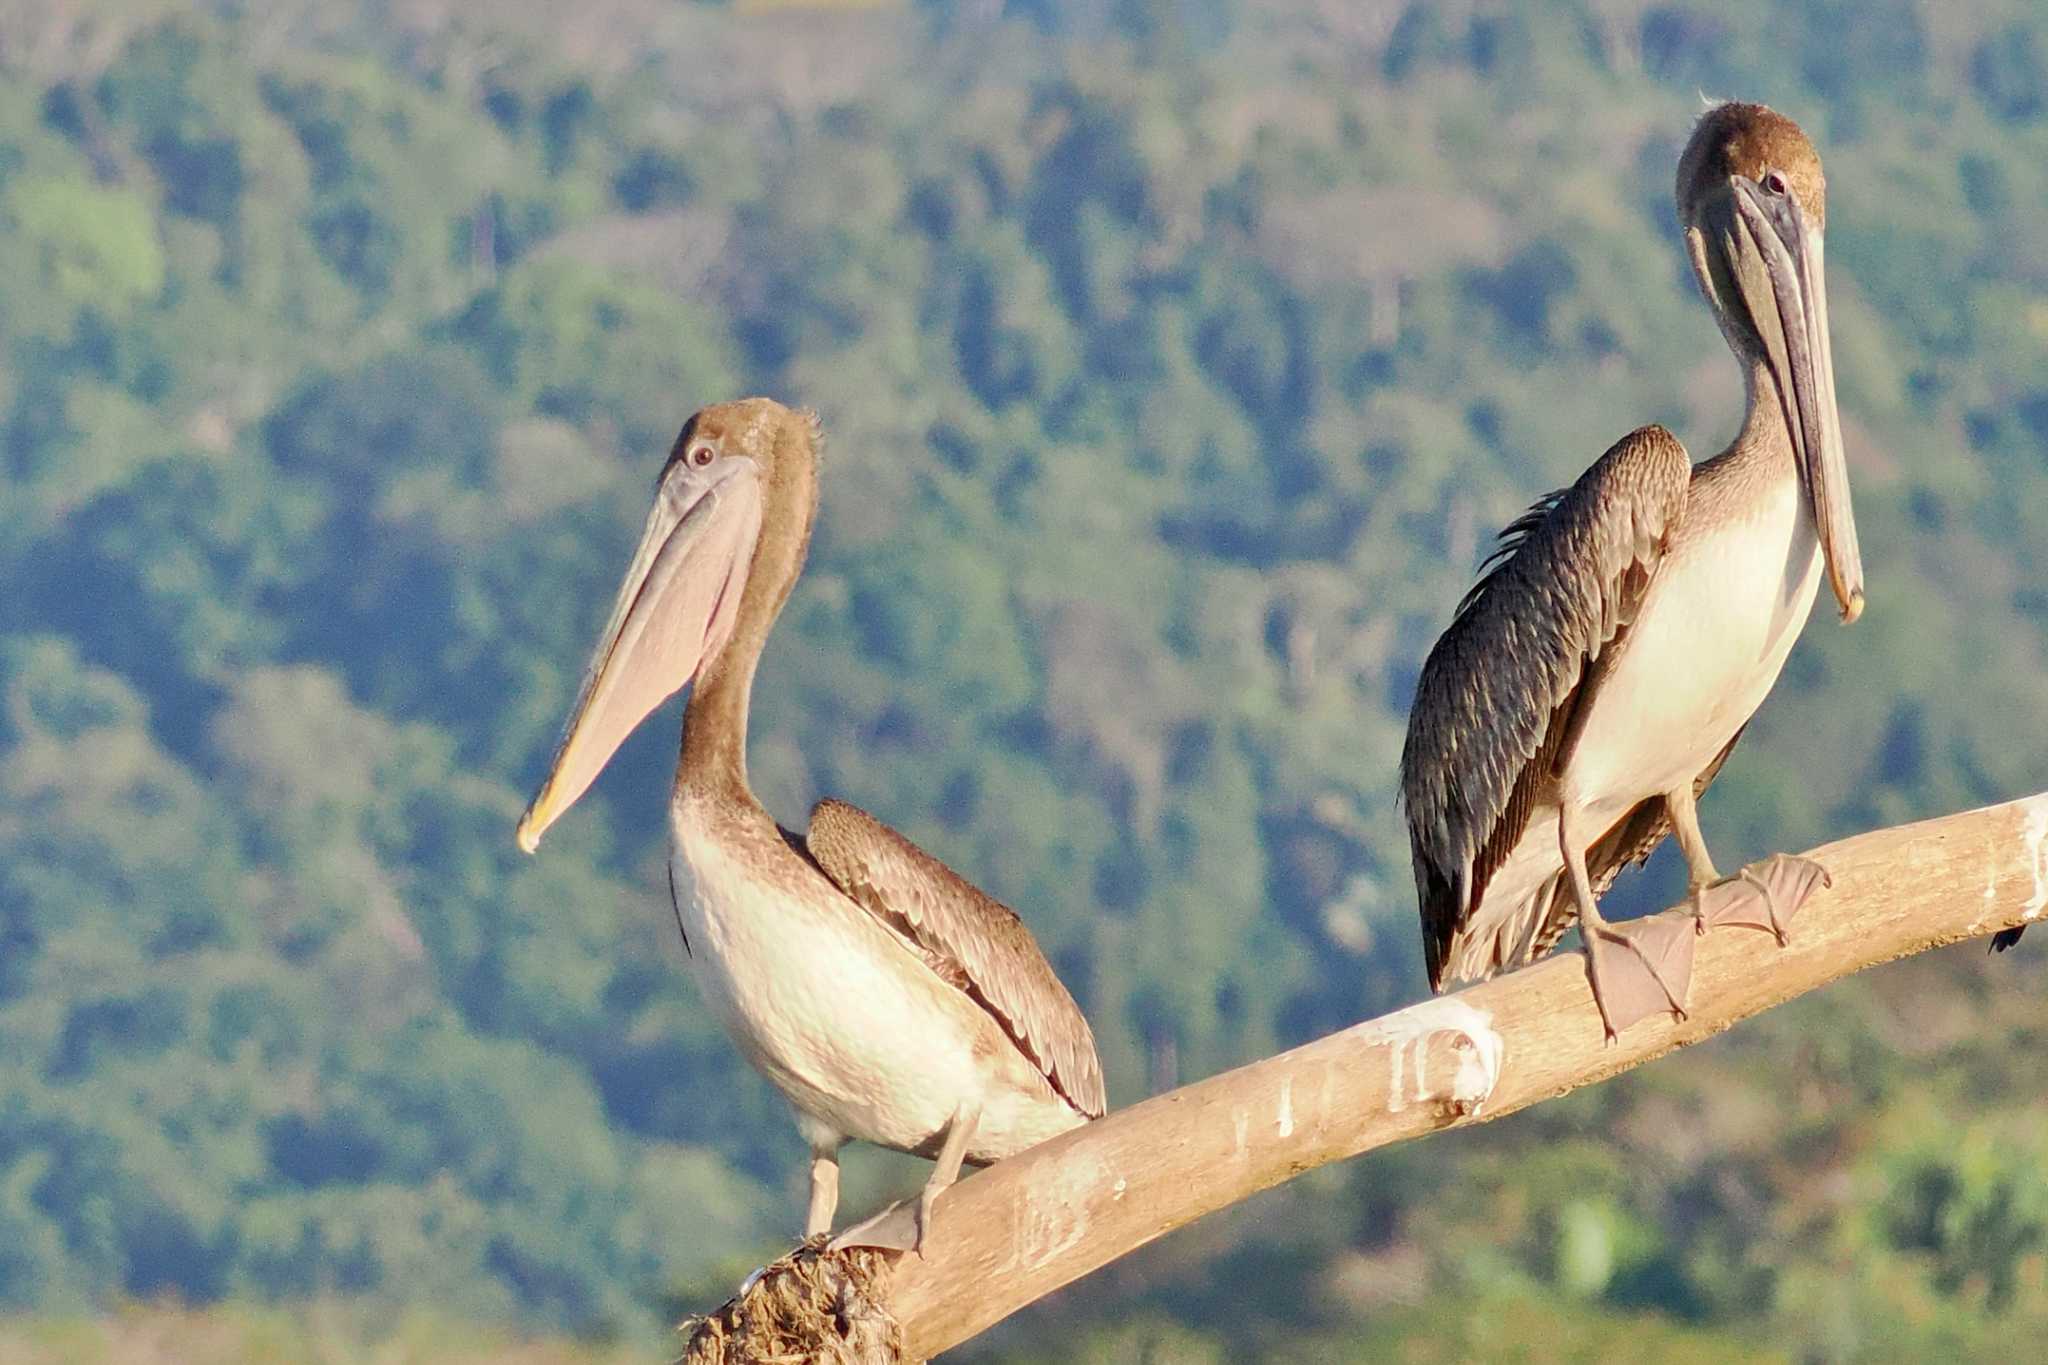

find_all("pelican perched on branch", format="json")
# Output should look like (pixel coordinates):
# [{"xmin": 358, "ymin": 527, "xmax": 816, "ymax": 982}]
[
  {"xmin": 517, "ymin": 399, "xmax": 1105, "ymax": 1250},
  {"xmin": 1401, "ymin": 102, "xmax": 1865, "ymax": 1041}
]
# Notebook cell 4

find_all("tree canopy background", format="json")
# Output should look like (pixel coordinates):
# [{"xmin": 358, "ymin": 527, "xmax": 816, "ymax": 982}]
[{"xmin": 1, "ymin": 0, "xmax": 2045, "ymax": 1358}]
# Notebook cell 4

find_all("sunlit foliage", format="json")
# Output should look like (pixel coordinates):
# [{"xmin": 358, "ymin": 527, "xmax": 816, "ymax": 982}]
[{"xmin": 2, "ymin": 0, "xmax": 2046, "ymax": 1357}]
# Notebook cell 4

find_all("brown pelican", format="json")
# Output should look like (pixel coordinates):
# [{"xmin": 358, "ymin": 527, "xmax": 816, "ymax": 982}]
[
  {"xmin": 516, "ymin": 399, "xmax": 1105, "ymax": 1250},
  {"xmin": 1400, "ymin": 102, "xmax": 1864, "ymax": 1041}
]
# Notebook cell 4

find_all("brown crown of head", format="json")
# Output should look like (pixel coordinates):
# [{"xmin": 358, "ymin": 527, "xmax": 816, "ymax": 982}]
[
  {"xmin": 1676, "ymin": 102, "xmax": 1826, "ymax": 231},
  {"xmin": 665, "ymin": 397, "xmax": 822, "ymax": 533}
]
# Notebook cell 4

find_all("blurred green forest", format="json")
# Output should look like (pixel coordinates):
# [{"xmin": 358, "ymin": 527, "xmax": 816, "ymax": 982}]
[{"xmin": 1, "ymin": 0, "xmax": 2045, "ymax": 1358}]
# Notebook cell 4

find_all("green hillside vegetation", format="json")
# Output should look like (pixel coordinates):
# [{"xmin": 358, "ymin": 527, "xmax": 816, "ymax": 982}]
[{"xmin": 1, "ymin": 0, "xmax": 2045, "ymax": 1358}]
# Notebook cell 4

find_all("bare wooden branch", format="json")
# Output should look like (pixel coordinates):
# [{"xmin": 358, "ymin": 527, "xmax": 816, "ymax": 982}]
[{"xmin": 681, "ymin": 792, "xmax": 2048, "ymax": 1362}]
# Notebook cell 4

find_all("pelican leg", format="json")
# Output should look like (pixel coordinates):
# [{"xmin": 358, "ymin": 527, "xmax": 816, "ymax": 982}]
[
  {"xmin": 1663, "ymin": 784, "xmax": 1829, "ymax": 943},
  {"xmin": 1664, "ymin": 784, "xmax": 1721, "ymax": 936},
  {"xmin": 805, "ymin": 1136, "xmax": 845, "ymax": 1240},
  {"xmin": 828, "ymin": 1105, "xmax": 980, "ymax": 1258},
  {"xmin": 914, "ymin": 1103, "xmax": 978, "ymax": 1254},
  {"xmin": 1693, "ymin": 853, "xmax": 1830, "ymax": 944},
  {"xmin": 1560, "ymin": 805, "xmax": 1693, "ymax": 1042}
]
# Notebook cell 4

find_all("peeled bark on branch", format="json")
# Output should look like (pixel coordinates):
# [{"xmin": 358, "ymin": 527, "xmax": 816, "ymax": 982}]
[{"xmin": 680, "ymin": 791, "xmax": 2048, "ymax": 1362}]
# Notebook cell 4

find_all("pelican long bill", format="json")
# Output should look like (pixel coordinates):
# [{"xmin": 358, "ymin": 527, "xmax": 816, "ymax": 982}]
[
  {"xmin": 1724, "ymin": 175, "xmax": 1865, "ymax": 622},
  {"xmin": 517, "ymin": 457, "xmax": 763, "ymax": 852}
]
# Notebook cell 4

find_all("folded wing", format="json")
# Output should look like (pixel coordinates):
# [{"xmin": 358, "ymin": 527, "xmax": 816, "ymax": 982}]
[{"xmin": 804, "ymin": 799, "xmax": 1108, "ymax": 1118}]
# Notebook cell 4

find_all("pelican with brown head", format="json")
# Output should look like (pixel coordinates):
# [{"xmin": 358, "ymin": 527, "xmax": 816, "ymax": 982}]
[
  {"xmin": 520, "ymin": 399, "xmax": 1106, "ymax": 1251},
  {"xmin": 1402, "ymin": 103, "xmax": 1866, "ymax": 1040}
]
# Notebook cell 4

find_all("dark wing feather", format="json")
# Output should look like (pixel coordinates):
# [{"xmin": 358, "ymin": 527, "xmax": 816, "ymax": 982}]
[
  {"xmin": 803, "ymin": 798, "xmax": 1107, "ymax": 1118},
  {"xmin": 1401, "ymin": 425, "xmax": 1691, "ymax": 991}
]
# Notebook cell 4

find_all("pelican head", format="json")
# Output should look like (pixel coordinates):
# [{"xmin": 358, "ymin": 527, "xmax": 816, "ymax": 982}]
[
  {"xmin": 516, "ymin": 398, "xmax": 821, "ymax": 851},
  {"xmin": 1678, "ymin": 101, "xmax": 1864, "ymax": 623}
]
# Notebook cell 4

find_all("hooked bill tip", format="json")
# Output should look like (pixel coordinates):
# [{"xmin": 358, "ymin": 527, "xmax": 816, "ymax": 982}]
[
  {"xmin": 1841, "ymin": 590, "xmax": 1865, "ymax": 625},
  {"xmin": 515, "ymin": 810, "xmax": 543, "ymax": 854}
]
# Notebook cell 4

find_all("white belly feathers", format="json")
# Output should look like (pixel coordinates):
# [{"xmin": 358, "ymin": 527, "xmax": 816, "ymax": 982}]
[
  {"xmin": 1560, "ymin": 473, "xmax": 1821, "ymax": 809},
  {"xmin": 668, "ymin": 797, "xmax": 1082, "ymax": 1160}
]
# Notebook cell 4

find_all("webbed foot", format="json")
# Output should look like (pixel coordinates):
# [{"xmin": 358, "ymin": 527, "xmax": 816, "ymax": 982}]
[
  {"xmin": 1584, "ymin": 913, "xmax": 1695, "ymax": 1042},
  {"xmin": 826, "ymin": 1198, "xmax": 926, "ymax": 1256},
  {"xmin": 1693, "ymin": 853, "xmax": 1830, "ymax": 944}
]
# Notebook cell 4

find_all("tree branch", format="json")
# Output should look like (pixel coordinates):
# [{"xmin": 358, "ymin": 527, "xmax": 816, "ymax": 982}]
[{"xmin": 680, "ymin": 791, "xmax": 2048, "ymax": 1362}]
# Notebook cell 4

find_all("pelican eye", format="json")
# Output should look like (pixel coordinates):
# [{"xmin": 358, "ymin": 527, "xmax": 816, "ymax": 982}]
[
  {"xmin": 690, "ymin": 444, "xmax": 715, "ymax": 468},
  {"xmin": 1762, "ymin": 170, "xmax": 1789, "ymax": 196}
]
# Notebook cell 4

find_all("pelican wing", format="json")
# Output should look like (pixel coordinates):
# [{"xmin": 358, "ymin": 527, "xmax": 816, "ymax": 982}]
[
  {"xmin": 803, "ymin": 798, "xmax": 1107, "ymax": 1118},
  {"xmin": 1402, "ymin": 425, "xmax": 1691, "ymax": 991}
]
